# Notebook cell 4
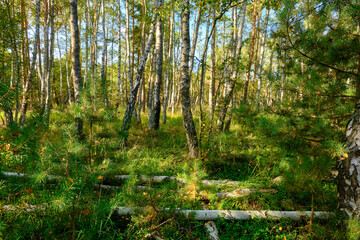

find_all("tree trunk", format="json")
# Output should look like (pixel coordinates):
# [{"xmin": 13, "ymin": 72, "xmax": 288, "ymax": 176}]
[
  {"xmin": 180, "ymin": 0, "xmax": 199, "ymax": 159},
  {"xmin": 19, "ymin": 0, "xmax": 41, "ymax": 125},
  {"xmin": 163, "ymin": 8, "xmax": 174, "ymax": 124},
  {"xmin": 148, "ymin": 0, "xmax": 164, "ymax": 130},
  {"xmin": 64, "ymin": 13, "xmax": 72, "ymax": 105},
  {"xmin": 84, "ymin": 0, "xmax": 90, "ymax": 88},
  {"xmin": 125, "ymin": 0, "xmax": 132, "ymax": 98},
  {"xmin": 70, "ymin": 0, "xmax": 84, "ymax": 139},
  {"xmin": 338, "ymin": 105, "xmax": 360, "ymax": 218},
  {"xmin": 242, "ymin": 0, "xmax": 257, "ymax": 103},
  {"xmin": 41, "ymin": 0, "xmax": 49, "ymax": 112},
  {"xmin": 217, "ymin": 1, "xmax": 247, "ymax": 132},
  {"xmin": 45, "ymin": 0, "xmax": 54, "ymax": 124},
  {"xmin": 121, "ymin": 1, "xmax": 159, "ymax": 136},
  {"xmin": 256, "ymin": 7, "xmax": 270, "ymax": 108},
  {"xmin": 117, "ymin": 0, "xmax": 124, "ymax": 107},
  {"xmin": 91, "ymin": 0, "xmax": 99, "ymax": 109},
  {"xmin": 57, "ymin": 32, "xmax": 64, "ymax": 105},
  {"xmin": 101, "ymin": 0, "xmax": 109, "ymax": 109},
  {"xmin": 209, "ymin": 10, "xmax": 217, "ymax": 121},
  {"xmin": 189, "ymin": 7, "xmax": 202, "ymax": 78}
]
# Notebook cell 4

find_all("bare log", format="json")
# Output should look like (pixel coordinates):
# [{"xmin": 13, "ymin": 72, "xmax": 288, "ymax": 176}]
[{"xmin": 116, "ymin": 207, "xmax": 334, "ymax": 221}]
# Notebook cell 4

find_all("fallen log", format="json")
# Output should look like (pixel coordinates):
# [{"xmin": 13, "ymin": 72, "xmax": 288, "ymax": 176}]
[
  {"xmin": 116, "ymin": 207, "xmax": 334, "ymax": 221},
  {"xmin": 114, "ymin": 174, "xmax": 243, "ymax": 186},
  {"xmin": 216, "ymin": 188, "xmax": 278, "ymax": 199},
  {"xmin": 2, "ymin": 171, "xmax": 244, "ymax": 186},
  {"xmin": 1, "ymin": 204, "xmax": 334, "ymax": 221},
  {"xmin": 202, "ymin": 203, "xmax": 220, "ymax": 240}
]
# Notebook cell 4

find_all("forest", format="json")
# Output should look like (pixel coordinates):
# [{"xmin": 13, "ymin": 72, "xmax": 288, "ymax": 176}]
[{"xmin": 0, "ymin": 0, "xmax": 360, "ymax": 239}]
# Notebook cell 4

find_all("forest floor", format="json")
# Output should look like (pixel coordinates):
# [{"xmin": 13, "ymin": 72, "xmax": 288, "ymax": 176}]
[{"xmin": 0, "ymin": 108, "xmax": 351, "ymax": 239}]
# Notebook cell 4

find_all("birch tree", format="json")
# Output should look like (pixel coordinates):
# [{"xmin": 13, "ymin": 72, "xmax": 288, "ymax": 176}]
[
  {"xmin": 180, "ymin": 0, "xmax": 199, "ymax": 158},
  {"xmin": 217, "ymin": 1, "xmax": 247, "ymax": 132},
  {"xmin": 148, "ymin": 0, "xmax": 164, "ymax": 130},
  {"xmin": 255, "ymin": 7, "xmax": 270, "ymax": 107},
  {"xmin": 121, "ymin": 0, "xmax": 159, "ymax": 136},
  {"xmin": 101, "ymin": 0, "xmax": 109, "ymax": 108},
  {"xmin": 44, "ymin": 0, "xmax": 55, "ymax": 124},
  {"xmin": 243, "ymin": 0, "xmax": 257, "ymax": 103},
  {"xmin": 69, "ymin": 0, "xmax": 83, "ymax": 139},
  {"xmin": 19, "ymin": 0, "xmax": 40, "ymax": 125}
]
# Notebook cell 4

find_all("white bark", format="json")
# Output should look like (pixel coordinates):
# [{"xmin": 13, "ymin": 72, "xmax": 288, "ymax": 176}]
[
  {"xmin": 116, "ymin": 207, "xmax": 333, "ymax": 221},
  {"xmin": 45, "ymin": 0, "xmax": 55, "ymax": 123},
  {"xmin": 121, "ymin": 0, "xmax": 159, "ymax": 134},
  {"xmin": 148, "ymin": 0, "xmax": 164, "ymax": 130},
  {"xmin": 19, "ymin": 0, "xmax": 40, "ymax": 125},
  {"xmin": 57, "ymin": 32, "xmax": 63, "ymax": 104},
  {"xmin": 101, "ymin": 0, "xmax": 109, "ymax": 108},
  {"xmin": 117, "ymin": 0, "xmax": 124, "ymax": 106},
  {"xmin": 256, "ymin": 7, "xmax": 270, "ymax": 107},
  {"xmin": 125, "ymin": 0, "xmax": 132, "ymax": 93}
]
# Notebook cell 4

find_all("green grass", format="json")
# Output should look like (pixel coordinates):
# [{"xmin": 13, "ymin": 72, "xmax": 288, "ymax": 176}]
[{"xmin": 0, "ymin": 107, "xmax": 344, "ymax": 239}]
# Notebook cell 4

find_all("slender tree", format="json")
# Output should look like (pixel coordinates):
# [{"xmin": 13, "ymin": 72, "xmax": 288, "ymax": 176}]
[
  {"xmin": 69, "ymin": 0, "xmax": 83, "ymax": 139},
  {"xmin": 101, "ymin": 0, "xmax": 109, "ymax": 108},
  {"xmin": 243, "ymin": 0, "xmax": 257, "ymax": 103},
  {"xmin": 180, "ymin": 0, "xmax": 199, "ymax": 158},
  {"xmin": 121, "ymin": 0, "xmax": 159, "ymax": 136},
  {"xmin": 19, "ymin": 0, "xmax": 41, "ymax": 125},
  {"xmin": 148, "ymin": 0, "xmax": 164, "ymax": 130}
]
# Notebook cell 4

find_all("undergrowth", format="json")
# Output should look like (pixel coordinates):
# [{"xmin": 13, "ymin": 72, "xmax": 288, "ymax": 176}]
[{"xmin": 0, "ymin": 106, "xmax": 348, "ymax": 239}]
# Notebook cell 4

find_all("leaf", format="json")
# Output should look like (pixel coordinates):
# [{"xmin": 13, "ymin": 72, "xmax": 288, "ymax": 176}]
[
  {"xmin": 83, "ymin": 209, "xmax": 91, "ymax": 215},
  {"xmin": 26, "ymin": 188, "xmax": 34, "ymax": 194}
]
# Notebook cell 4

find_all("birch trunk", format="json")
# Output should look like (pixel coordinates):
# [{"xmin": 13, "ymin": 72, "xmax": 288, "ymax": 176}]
[
  {"xmin": 217, "ymin": 1, "xmax": 247, "ymax": 132},
  {"xmin": 243, "ymin": 0, "xmax": 257, "ymax": 103},
  {"xmin": 121, "ymin": 1, "xmax": 159, "ymax": 135},
  {"xmin": 116, "ymin": 207, "xmax": 333, "ymax": 221},
  {"xmin": 45, "ymin": 0, "xmax": 55, "ymax": 124},
  {"xmin": 189, "ymin": 7, "xmax": 202, "ymax": 78},
  {"xmin": 125, "ymin": 0, "xmax": 132, "ymax": 97},
  {"xmin": 163, "ymin": 9, "xmax": 174, "ymax": 124},
  {"xmin": 209, "ymin": 11, "xmax": 216, "ymax": 121},
  {"xmin": 65, "ymin": 13, "xmax": 72, "ymax": 105},
  {"xmin": 101, "ymin": 0, "xmax": 109, "ymax": 108},
  {"xmin": 91, "ymin": 0, "xmax": 99, "ymax": 108},
  {"xmin": 149, "ymin": 0, "xmax": 164, "ymax": 130},
  {"xmin": 84, "ymin": 0, "xmax": 90, "ymax": 88},
  {"xmin": 117, "ymin": 0, "xmax": 124, "ymax": 106},
  {"xmin": 136, "ymin": 0, "xmax": 147, "ymax": 120},
  {"xmin": 180, "ymin": 0, "xmax": 199, "ymax": 158},
  {"xmin": 70, "ymin": 0, "xmax": 84, "ymax": 139},
  {"xmin": 57, "ymin": 32, "xmax": 63, "ymax": 105},
  {"xmin": 19, "ymin": 0, "xmax": 40, "ymax": 125},
  {"xmin": 41, "ymin": 0, "xmax": 49, "ymax": 112},
  {"xmin": 256, "ymin": 7, "xmax": 270, "ymax": 107},
  {"xmin": 338, "ymin": 105, "xmax": 360, "ymax": 218}
]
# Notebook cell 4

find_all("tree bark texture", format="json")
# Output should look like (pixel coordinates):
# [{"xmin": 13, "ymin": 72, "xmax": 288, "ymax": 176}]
[
  {"xmin": 243, "ymin": 0, "xmax": 257, "ymax": 103},
  {"xmin": 19, "ymin": 0, "xmax": 40, "ymax": 125},
  {"xmin": 148, "ymin": 0, "xmax": 164, "ymax": 130},
  {"xmin": 70, "ymin": 0, "xmax": 83, "ymax": 139},
  {"xmin": 121, "ymin": 1, "xmax": 159, "ymax": 135},
  {"xmin": 338, "ymin": 105, "xmax": 360, "ymax": 218},
  {"xmin": 180, "ymin": 0, "xmax": 199, "ymax": 159},
  {"xmin": 101, "ymin": 0, "xmax": 109, "ymax": 108}
]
